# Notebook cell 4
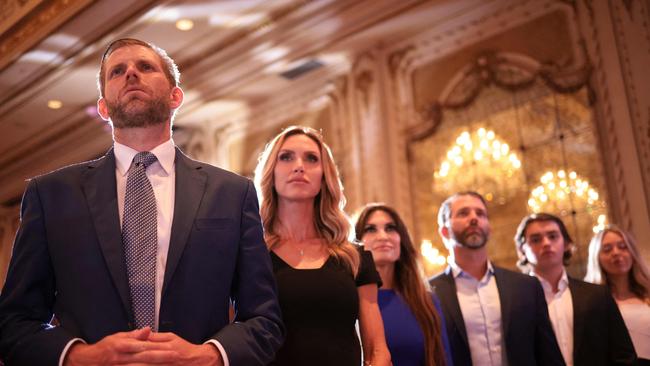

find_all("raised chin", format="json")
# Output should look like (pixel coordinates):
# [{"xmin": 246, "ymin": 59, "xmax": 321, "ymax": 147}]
[{"xmin": 121, "ymin": 98, "xmax": 148, "ymax": 111}]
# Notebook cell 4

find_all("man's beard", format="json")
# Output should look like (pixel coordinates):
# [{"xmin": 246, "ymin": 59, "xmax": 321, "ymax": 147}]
[
  {"xmin": 451, "ymin": 226, "xmax": 489, "ymax": 249},
  {"xmin": 107, "ymin": 95, "xmax": 170, "ymax": 129}
]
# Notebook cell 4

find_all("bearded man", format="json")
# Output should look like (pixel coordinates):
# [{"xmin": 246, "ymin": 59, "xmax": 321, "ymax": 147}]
[
  {"xmin": 0, "ymin": 38, "xmax": 284, "ymax": 366},
  {"xmin": 429, "ymin": 191, "xmax": 565, "ymax": 366}
]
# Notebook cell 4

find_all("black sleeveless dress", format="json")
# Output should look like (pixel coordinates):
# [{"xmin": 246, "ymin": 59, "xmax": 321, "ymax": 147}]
[{"xmin": 269, "ymin": 248, "xmax": 380, "ymax": 365}]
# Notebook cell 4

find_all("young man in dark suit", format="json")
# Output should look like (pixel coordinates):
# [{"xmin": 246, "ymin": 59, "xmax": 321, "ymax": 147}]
[
  {"xmin": 0, "ymin": 38, "xmax": 284, "ymax": 366},
  {"xmin": 514, "ymin": 212, "xmax": 636, "ymax": 366},
  {"xmin": 430, "ymin": 191, "xmax": 564, "ymax": 366}
]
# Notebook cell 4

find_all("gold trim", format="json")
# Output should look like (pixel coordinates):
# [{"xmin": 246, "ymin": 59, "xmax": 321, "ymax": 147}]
[
  {"xmin": 0, "ymin": 0, "xmax": 43, "ymax": 35},
  {"xmin": 0, "ymin": 0, "xmax": 94, "ymax": 71}
]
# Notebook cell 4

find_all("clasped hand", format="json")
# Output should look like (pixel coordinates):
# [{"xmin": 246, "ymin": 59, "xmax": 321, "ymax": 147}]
[{"xmin": 64, "ymin": 327, "xmax": 222, "ymax": 366}]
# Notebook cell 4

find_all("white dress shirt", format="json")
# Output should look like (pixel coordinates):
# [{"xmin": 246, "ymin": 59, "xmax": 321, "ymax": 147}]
[
  {"xmin": 451, "ymin": 260, "xmax": 507, "ymax": 366},
  {"xmin": 617, "ymin": 301, "xmax": 650, "ymax": 359},
  {"xmin": 533, "ymin": 269, "xmax": 574, "ymax": 366},
  {"xmin": 60, "ymin": 140, "xmax": 229, "ymax": 366}
]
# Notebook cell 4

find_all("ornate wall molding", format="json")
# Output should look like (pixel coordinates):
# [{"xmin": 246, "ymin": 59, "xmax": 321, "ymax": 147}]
[
  {"xmin": 387, "ymin": 45, "xmax": 420, "ymax": 131},
  {"xmin": 381, "ymin": 45, "xmax": 420, "ymax": 229},
  {"xmin": 608, "ymin": 0, "xmax": 650, "ymax": 218},
  {"xmin": 577, "ymin": 0, "xmax": 638, "ymax": 234},
  {"xmin": 348, "ymin": 52, "xmax": 381, "ymax": 207},
  {"xmin": 0, "ymin": 0, "xmax": 41, "ymax": 35},
  {"xmin": 173, "ymin": 125, "xmax": 208, "ymax": 163},
  {"xmin": 381, "ymin": 0, "xmax": 586, "ymax": 144},
  {"xmin": 411, "ymin": 51, "xmax": 592, "ymax": 143},
  {"xmin": 326, "ymin": 76, "xmax": 363, "ymax": 210},
  {"xmin": 0, "ymin": 0, "xmax": 93, "ymax": 71},
  {"xmin": 377, "ymin": 0, "xmax": 599, "ymax": 243},
  {"xmin": 397, "ymin": 0, "xmax": 581, "ymax": 73}
]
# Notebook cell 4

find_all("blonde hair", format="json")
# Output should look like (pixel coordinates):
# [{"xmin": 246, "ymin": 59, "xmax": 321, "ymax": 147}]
[
  {"xmin": 254, "ymin": 126, "xmax": 359, "ymax": 276},
  {"xmin": 585, "ymin": 225, "xmax": 650, "ymax": 304}
]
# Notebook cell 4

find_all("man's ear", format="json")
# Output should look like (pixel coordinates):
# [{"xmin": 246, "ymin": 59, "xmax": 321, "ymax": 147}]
[
  {"xmin": 520, "ymin": 242, "xmax": 529, "ymax": 259},
  {"xmin": 564, "ymin": 241, "xmax": 576, "ymax": 257},
  {"xmin": 169, "ymin": 86, "xmax": 183, "ymax": 109},
  {"xmin": 439, "ymin": 226, "xmax": 450, "ymax": 240},
  {"xmin": 97, "ymin": 98, "xmax": 110, "ymax": 121}
]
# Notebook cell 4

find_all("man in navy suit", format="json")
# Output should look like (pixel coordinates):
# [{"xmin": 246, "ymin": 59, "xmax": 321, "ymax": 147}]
[
  {"xmin": 430, "ymin": 191, "xmax": 564, "ymax": 366},
  {"xmin": 514, "ymin": 212, "xmax": 636, "ymax": 365},
  {"xmin": 0, "ymin": 38, "xmax": 283, "ymax": 365}
]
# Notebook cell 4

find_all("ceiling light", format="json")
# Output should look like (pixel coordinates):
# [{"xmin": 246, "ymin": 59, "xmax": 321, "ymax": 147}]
[
  {"xmin": 47, "ymin": 100, "xmax": 63, "ymax": 109},
  {"xmin": 209, "ymin": 13, "xmax": 265, "ymax": 28},
  {"xmin": 85, "ymin": 105, "xmax": 98, "ymax": 117},
  {"xmin": 175, "ymin": 19, "xmax": 194, "ymax": 31},
  {"xmin": 254, "ymin": 46, "xmax": 289, "ymax": 63}
]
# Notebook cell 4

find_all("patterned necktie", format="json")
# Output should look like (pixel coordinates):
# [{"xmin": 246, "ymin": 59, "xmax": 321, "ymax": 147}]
[{"xmin": 122, "ymin": 151, "xmax": 158, "ymax": 329}]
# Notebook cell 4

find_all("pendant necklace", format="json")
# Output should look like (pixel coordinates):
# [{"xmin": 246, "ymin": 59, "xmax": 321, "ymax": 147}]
[{"xmin": 286, "ymin": 238, "xmax": 321, "ymax": 257}]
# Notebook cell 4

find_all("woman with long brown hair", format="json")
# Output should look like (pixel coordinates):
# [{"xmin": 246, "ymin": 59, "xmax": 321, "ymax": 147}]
[
  {"xmin": 585, "ymin": 225, "xmax": 650, "ymax": 364},
  {"xmin": 254, "ymin": 126, "xmax": 390, "ymax": 366},
  {"xmin": 355, "ymin": 203, "xmax": 452, "ymax": 366}
]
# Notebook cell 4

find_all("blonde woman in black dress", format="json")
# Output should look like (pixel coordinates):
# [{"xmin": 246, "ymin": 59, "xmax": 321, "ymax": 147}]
[{"xmin": 254, "ymin": 126, "xmax": 391, "ymax": 366}]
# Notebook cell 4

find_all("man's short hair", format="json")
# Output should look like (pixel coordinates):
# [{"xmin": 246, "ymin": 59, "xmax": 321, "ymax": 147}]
[
  {"xmin": 97, "ymin": 38, "xmax": 180, "ymax": 98},
  {"xmin": 514, "ymin": 212, "xmax": 574, "ymax": 270},
  {"xmin": 437, "ymin": 191, "xmax": 488, "ymax": 230}
]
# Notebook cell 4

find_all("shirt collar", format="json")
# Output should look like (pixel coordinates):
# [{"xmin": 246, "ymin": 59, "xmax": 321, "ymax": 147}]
[
  {"xmin": 450, "ymin": 259, "xmax": 495, "ymax": 280},
  {"xmin": 532, "ymin": 268, "xmax": 569, "ymax": 295},
  {"xmin": 114, "ymin": 139, "xmax": 176, "ymax": 177}
]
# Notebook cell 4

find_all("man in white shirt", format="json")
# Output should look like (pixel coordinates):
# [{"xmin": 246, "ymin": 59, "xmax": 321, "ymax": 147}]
[
  {"xmin": 514, "ymin": 212, "xmax": 636, "ymax": 366},
  {"xmin": 430, "ymin": 191, "xmax": 564, "ymax": 366},
  {"xmin": 0, "ymin": 38, "xmax": 283, "ymax": 366}
]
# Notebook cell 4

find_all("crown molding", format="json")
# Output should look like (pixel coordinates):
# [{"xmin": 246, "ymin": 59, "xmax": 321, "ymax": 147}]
[{"xmin": 0, "ymin": 0, "xmax": 93, "ymax": 71}]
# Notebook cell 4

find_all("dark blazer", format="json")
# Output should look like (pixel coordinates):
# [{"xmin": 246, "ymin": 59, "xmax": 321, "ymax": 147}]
[
  {"xmin": 0, "ymin": 148, "xmax": 284, "ymax": 365},
  {"xmin": 569, "ymin": 277, "xmax": 636, "ymax": 365},
  {"xmin": 430, "ymin": 265, "xmax": 565, "ymax": 366}
]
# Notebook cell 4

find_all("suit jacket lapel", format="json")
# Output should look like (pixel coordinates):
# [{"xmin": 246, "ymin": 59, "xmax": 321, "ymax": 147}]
[
  {"xmin": 569, "ymin": 277, "xmax": 586, "ymax": 360},
  {"xmin": 82, "ymin": 149, "xmax": 133, "ymax": 320},
  {"xmin": 163, "ymin": 148, "xmax": 206, "ymax": 295},
  {"xmin": 438, "ymin": 267, "xmax": 469, "ymax": 346},
  {"xmin": 494, "ymin": 267, "xmax": 513, "ymax": 341}
]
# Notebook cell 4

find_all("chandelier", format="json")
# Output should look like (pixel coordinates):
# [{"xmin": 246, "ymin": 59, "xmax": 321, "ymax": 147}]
[
  {"xmin": 420, "ymin": 239, "xmax": 448, "ymax": 267},
  {"xmin": 528, "ymin": 170, "xmax": 608, "ymax": 233},
  {"xmin": 434, "ymin": 128, "xmax": 524, "ymax": 204}
]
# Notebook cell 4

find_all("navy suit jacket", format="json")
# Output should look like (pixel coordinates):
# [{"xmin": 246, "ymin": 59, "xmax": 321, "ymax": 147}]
[
  {"xmin": 0, "ymin": 148, "xmax": 284, "ymax": 365},
  {"xmin": 569, "ymin": 277, "xmax": 636, "ymax": 365},
  {"xmin": 430, "ymin": 265, "xmax": 565, "ymax": 366}
]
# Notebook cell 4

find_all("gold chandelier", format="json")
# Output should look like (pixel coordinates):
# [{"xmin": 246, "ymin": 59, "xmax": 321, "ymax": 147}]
[
  {"xmin": 528, "ymin": 170, "xmax": 608, "ymax": 233},
  {"xmin": 434, "ymin": 128, "xmax": 524, "ymax": 204},
  {"xmin": 420, "ymin": 239, "xmax": 447, "ymax": 266}
]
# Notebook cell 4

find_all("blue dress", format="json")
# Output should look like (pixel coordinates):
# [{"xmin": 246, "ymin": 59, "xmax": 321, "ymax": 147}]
[{"xmin": 378, "ymin": 289, "xmax": 454, "ymax": 366}]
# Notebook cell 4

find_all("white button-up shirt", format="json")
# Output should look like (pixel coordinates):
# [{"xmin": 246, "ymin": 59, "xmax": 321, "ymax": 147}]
[
  {"xmin": 451, "ymin": 261, "xmax": 507, "ymax": 366},
  {"xmin": 533, "ymin": 270, "xmax": 574, "ymax": 366}
]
